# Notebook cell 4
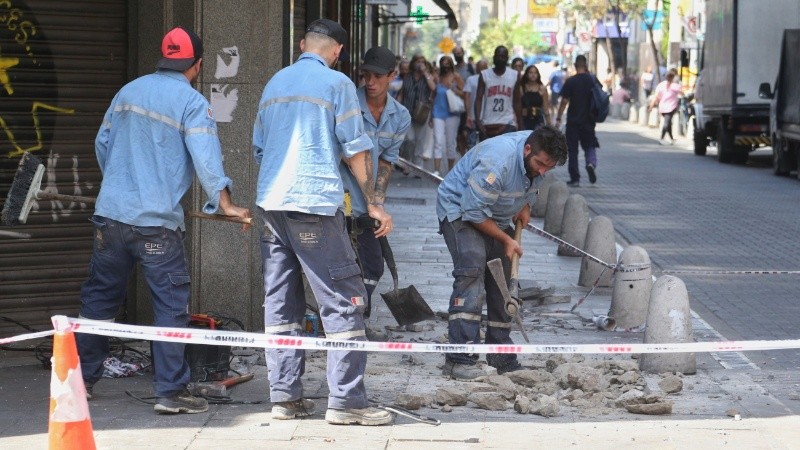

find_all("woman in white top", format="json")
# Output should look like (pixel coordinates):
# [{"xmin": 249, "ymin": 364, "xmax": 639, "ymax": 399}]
[{"xmin": 649, "ymin": 70, "xmax": 682, "ymax": 145}]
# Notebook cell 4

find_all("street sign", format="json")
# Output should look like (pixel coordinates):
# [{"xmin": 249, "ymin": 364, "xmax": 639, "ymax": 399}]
[
  {"xmin": 438, "ymin": 37, "xmax": 455, "ymax": 54},
  {"xmin": 529, "ymin": 0, "xmax": 556, "ymax": 16}
]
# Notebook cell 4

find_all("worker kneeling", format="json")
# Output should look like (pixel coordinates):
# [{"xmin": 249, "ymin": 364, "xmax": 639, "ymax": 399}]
[{"xmin": 437, "ymin": 126, "xmax": 567, "ymax": 380}]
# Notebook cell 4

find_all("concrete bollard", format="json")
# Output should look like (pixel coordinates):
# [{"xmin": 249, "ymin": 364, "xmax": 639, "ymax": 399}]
[
  {"xmin": 638, "ymin": 105, "xmax": 649, "ymax": 126},
  {"xmin": 648, "ymin": 108, "xmax": 660, "ymax": 128},
  {"xmin": 608, "ymin": 245, "xmax": 652, "ymax": 329},
  {"xmin": 620, "ymin": 102, "xmax": 631, "ymax": 120},
  {"xmin": 578, "ymin": 216, "xmax": 616, "ymax": 287},
  {"xmin": 532, "ymin": 172, "xmax": 555, "ymax": 218},
  {"xmin": 628, "ymin": 104, "xmax": 639, "ymax": 123},
  {"xmin": 640, "ymin": 275, "xmax": 697, "ymax": 374},
  {"xmin": 543, "ymin": 181, "xmax": 568, "ymax": 236},
  {"xmin": 558, "ymin": 194, "xmax": 589, "ymax": 256}
]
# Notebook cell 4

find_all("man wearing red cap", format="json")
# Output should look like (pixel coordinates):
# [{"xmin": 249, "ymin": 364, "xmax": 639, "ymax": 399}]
[
  {"xmin": 253, "ymin": 19, "xmax": 393, "ymax": 426},
  {"xmin": 77, "ymin": 26, "xmax": 250, "ymax": 415}
]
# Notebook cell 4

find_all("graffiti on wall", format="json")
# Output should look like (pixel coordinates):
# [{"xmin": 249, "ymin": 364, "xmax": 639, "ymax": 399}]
[{"xmin": 1, "ymin": 0, "xmax": 74, "ymax": 159}]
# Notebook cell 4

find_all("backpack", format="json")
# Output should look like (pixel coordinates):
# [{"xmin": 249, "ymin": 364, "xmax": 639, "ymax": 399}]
[{"xmin": 590, "ymin": 76, "xmax": 610, "ymax": 123}]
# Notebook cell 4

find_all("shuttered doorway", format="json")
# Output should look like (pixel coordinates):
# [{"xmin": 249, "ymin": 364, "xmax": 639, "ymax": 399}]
[{"xmin": 0, "ymin": 0, "xmax": 128, "ymax": 336}]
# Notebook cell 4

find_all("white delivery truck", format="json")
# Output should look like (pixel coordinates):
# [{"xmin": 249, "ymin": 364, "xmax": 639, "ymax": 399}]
[{"xmin": 692, "ymin": 0, "xmax": 800, "ymax": 164}]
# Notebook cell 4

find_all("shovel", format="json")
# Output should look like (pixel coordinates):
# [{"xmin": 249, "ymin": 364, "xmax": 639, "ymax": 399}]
[
  {"xmin": 486, "ymin": 220, "xmax": 530, "ymax": 343},
  {"xmin": 378, "ymin": 236, "xmax": 435, "ymax": 326}
]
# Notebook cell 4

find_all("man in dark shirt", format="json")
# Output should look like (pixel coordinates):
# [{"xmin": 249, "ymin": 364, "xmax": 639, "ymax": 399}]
[{"xmin": 555, "ymin": 55, "xmax": 599, "ymax": 187}]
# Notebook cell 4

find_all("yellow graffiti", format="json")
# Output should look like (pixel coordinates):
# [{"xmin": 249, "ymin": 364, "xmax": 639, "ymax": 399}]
[
  {"xmin": 0, "ymin": 44, "xmax": 19, "ymax": 95},
  {"xmin": 2, "ymin": 101, "xmax": 75, "ymax": 157}
]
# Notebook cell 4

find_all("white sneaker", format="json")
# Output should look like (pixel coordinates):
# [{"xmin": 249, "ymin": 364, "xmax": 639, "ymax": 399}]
[{"xmin": 659, "ymin": 139, "xmax": 667, "ymax": 146}]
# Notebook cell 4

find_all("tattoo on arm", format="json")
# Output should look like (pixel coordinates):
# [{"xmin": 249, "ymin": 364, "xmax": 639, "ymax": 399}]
[
  {"xmin": 374, "ymin": 160, "xmax": 392, "ymax": 204},
  {"xmin": 360, "ymin": 154, "xmax": 376, "ymax": 203}
]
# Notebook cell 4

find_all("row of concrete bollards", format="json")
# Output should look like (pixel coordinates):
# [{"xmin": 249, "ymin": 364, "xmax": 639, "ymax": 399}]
[{"xmin": 534, "ymin": 173, "xmax": 696, "ymax": 374}]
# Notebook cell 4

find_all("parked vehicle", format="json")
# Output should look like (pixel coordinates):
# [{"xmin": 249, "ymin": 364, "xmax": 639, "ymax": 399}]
[
  {"xmin": 692, "ymin": 0, "xmax": 800, "ymax": 164},
  {"xmin": 758, "ymin": 29, "xmax": 800, "ymax": 178}
]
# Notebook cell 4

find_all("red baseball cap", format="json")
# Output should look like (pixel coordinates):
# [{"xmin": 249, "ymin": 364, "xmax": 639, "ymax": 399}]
[{"xmin": 156, "ymin": 27, "xmax": 203, "ymax": 71}]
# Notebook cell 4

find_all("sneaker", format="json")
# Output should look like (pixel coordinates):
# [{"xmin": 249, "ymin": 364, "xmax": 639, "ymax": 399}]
[
  {"xmin": 566, "ymin": 180, "xmax": 580, "ymax": 187},
  {"xmin": 442, "ymin": 361, "xmax": 487, "ymax": 381},
  {"xmin": 586, "ymin": 164, "xmax": 597, "ymax": 184},
  {"xmin": 271, "ymin": 398, "xmax": 316, "ymax": 419},
  {"xmin": 154, "ymin": 388, "xmax": 209, "ymax": 414},
  {"xmin": 84, "ymin": 381, "xmax": 94, "ymax": 400},
  {"xmin": 325, "ymin": 407, "xmax": 393, "ymax": 426},
  {"xmin": 659, "ymin": 139, "xmax": 668, "ymax": 146}
]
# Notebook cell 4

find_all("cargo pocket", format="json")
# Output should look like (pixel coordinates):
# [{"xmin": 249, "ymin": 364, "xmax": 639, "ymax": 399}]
[
  {"xmin": 329, "ymin": 262, "xmax": 366, "ymax": 314},
  {"xmin": 168, "ymin": 272, "xmax": 191, "ymax": 317},
  {"xmin": 451, "ymin": 267, "xmax": 482, "ymax": 312}
]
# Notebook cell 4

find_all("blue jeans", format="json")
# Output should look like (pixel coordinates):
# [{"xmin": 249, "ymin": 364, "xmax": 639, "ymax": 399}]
[
  {"xmin": 260, "ymin": 209, "xmax": 369, "ymax": 410},
  {"xmin": 77, "ymin": 216, "xmax": 191, "ymax": 397},
  {"xmin": 440, "ymin": 219, "xmax": 518, "ymax": 369},
  {"xmin": 565, "ymin": 122, "xmax": 599, "ymax": 182}
]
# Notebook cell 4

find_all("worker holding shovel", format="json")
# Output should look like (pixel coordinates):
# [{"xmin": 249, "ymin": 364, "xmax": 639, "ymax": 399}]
[
  {"xmin": 436, "ymin": 126, "xmax": 567, "ymax": 380},
  {"xmin": 339, "ymin": 46, "xmax": 410, "ymax": 321}
]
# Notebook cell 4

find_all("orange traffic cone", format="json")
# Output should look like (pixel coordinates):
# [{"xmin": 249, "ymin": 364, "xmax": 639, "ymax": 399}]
[{"xmin": 48, "ymin": 316, "xmax": 96, "ymax": 450}]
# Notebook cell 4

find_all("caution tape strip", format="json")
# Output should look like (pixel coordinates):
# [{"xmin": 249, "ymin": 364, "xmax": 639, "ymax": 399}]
[
  {"xmin": 0, "ymin": 316, "xmax": 788, "ymax": 355},
  {"xmin": 662, "ymin": 269, "xmax": 800, "ymax": 276},
  {"xmin": 0, "ymin": 329, "xmax": 55, "ymax": 345}
]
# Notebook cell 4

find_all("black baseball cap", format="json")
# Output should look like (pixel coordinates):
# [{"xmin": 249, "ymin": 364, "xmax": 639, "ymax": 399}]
[
  {"xmin": 156, "ymin": 27, "xmax": 203, "ymax": 71},
  {"xmin": 306, "ymin": 18, "xmax": 350, "ymax": 62},
  {"xmin": 360, "ymin": 46, "xmax": 396, "ymax": 74}
]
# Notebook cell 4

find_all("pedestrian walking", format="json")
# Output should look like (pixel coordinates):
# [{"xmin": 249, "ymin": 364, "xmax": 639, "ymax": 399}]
[
  {"xmin": 463, "ymin": 59, "xmax": 489, "ymax": 150},
  {"xmin": 474, "ymin": 46, "xmax": 519, "ymax": 140},
  {"xmin": 513, "ymin": 64, "xmax": 550, "ymax": 131},
  {"xmin": 252, "ymin": 18, "xmax": 393, "ymax": 426},
  {"xmin": 641, "ymin": 66, "xmax": 655, "ymax": 99},
  {"xmin": 339, "ymin": 46, "xmax": 410, "ymax": 319},
  {"xmin": 453, "ymin": 45, "xmax": 473, "ymax": 156},
  {"xmin": 76, "ymin": 26, "xmax": 251, "ymax": 414},
  {"xmin": 431, "ymin": 55, "xmax": 465, "ymax": 175},
  {"xmin": 397, "ymin": 54, "xmax": 436, "ymax": 170},
  {"xmin": 511, "ymin": 57, "xmax": 525, "ymax": 74},
  {"xmin": 547, "ymin": 62, "xmax": 566, "ymax": 119},
  {"xmin": 437, "ymin": 126, "xmax": 567, "ymax": 380},
  {"xmin": 555, "ymin": 54, "xmax": 601, "ymax": 187},
  {"xmin": 649, "ymin": 69, "xmax": 682, "ymax": 145}
]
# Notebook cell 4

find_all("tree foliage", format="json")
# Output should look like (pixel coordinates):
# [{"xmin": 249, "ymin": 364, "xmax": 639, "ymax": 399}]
[
  {"xmin": 469, "ymin": 15, "xmax": 550, "ymax": 60},
  {"xmin": 403, "ymin": 20, "xmax": 448, "ymax": 61}
]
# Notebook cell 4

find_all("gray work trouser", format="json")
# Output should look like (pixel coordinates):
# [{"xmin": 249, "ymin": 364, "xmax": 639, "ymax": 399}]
[
  {"xmin": 440, "ymin": 219, "xmax": 518, "ymax": 369},
  {"xmin": 260, "ymin": 209, "xmax": 368, "ymax": 410}
]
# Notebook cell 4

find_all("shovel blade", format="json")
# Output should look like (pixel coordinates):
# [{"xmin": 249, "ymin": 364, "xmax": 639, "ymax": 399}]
[{"xmin": 380, "ymin": 285, "xmax": 435, "ymax": 326}]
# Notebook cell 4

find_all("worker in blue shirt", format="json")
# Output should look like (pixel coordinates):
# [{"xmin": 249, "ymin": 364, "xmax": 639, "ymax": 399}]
[
  {"xmin": 437, "ymin": 126, "xmax": 567, "ymax": 381},
  {"xmin": 252, "ymin": 19, "xmax": 393, "ymax": 426},
  {"xmin": 77, "ymin": 27, "xmax": 251, "ymax": 414},
  {"xmin": 340, "ymin": 46, "xmax": 411, "ymax": 319}
]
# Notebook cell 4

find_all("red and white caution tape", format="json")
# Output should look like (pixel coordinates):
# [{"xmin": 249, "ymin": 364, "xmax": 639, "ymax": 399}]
[
  {"xmin": 0, "ymin": 329, "xmax": 55, "ymax": 345},
  {"xmin": 27, "ymin": 315, "xmax": 797, "ymax": 355}
]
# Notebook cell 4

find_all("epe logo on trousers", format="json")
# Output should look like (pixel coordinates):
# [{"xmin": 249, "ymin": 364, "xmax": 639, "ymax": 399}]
[
  {"xmin": 298, "ymin": 232, "xmax": 318, "ymax": 245},
  {"xmin": 145, "ymin": 242, "xmax": 165, "ymax": 255}
]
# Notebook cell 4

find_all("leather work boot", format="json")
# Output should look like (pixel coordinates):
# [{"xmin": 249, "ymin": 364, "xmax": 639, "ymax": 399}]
[
  {"xmin": 154, "ymin": 388, "xmax": 209, "ymax": 414},
  {"xmin": 325, "ymin": 407, "xmax": 393, "ymax": 426},
  {"xmin": 494, "ymin": 359, "xmax": 523, "ymax": 375},
  {"xmin": 271, "ymin": 398, "xmax": 316, "ymax": 419},
  {"xmin": 442, "ymin": 361, "xmax": 487, "ymax": 381}
]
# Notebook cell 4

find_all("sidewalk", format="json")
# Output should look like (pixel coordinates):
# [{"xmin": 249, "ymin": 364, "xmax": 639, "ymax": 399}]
[{"xmin": 2, "ymin": 163, "xmax": 799, "ymax": 449}]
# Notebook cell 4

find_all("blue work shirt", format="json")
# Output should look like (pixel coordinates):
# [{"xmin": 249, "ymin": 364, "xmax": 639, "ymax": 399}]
[
  {"xmin": 253, "ymin": 52, "xmax": 373, "ymax": 216},
  {"xmin": 437, "ymin": 131, "xmax": 542, "ymax": 229},
  {"xmin": 94, "ymin": 70, "xmax": 232, "ymax": 231},
  {"xmin": 340, "ymin": 86, "xmax": 411, "ymax": 216}
]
